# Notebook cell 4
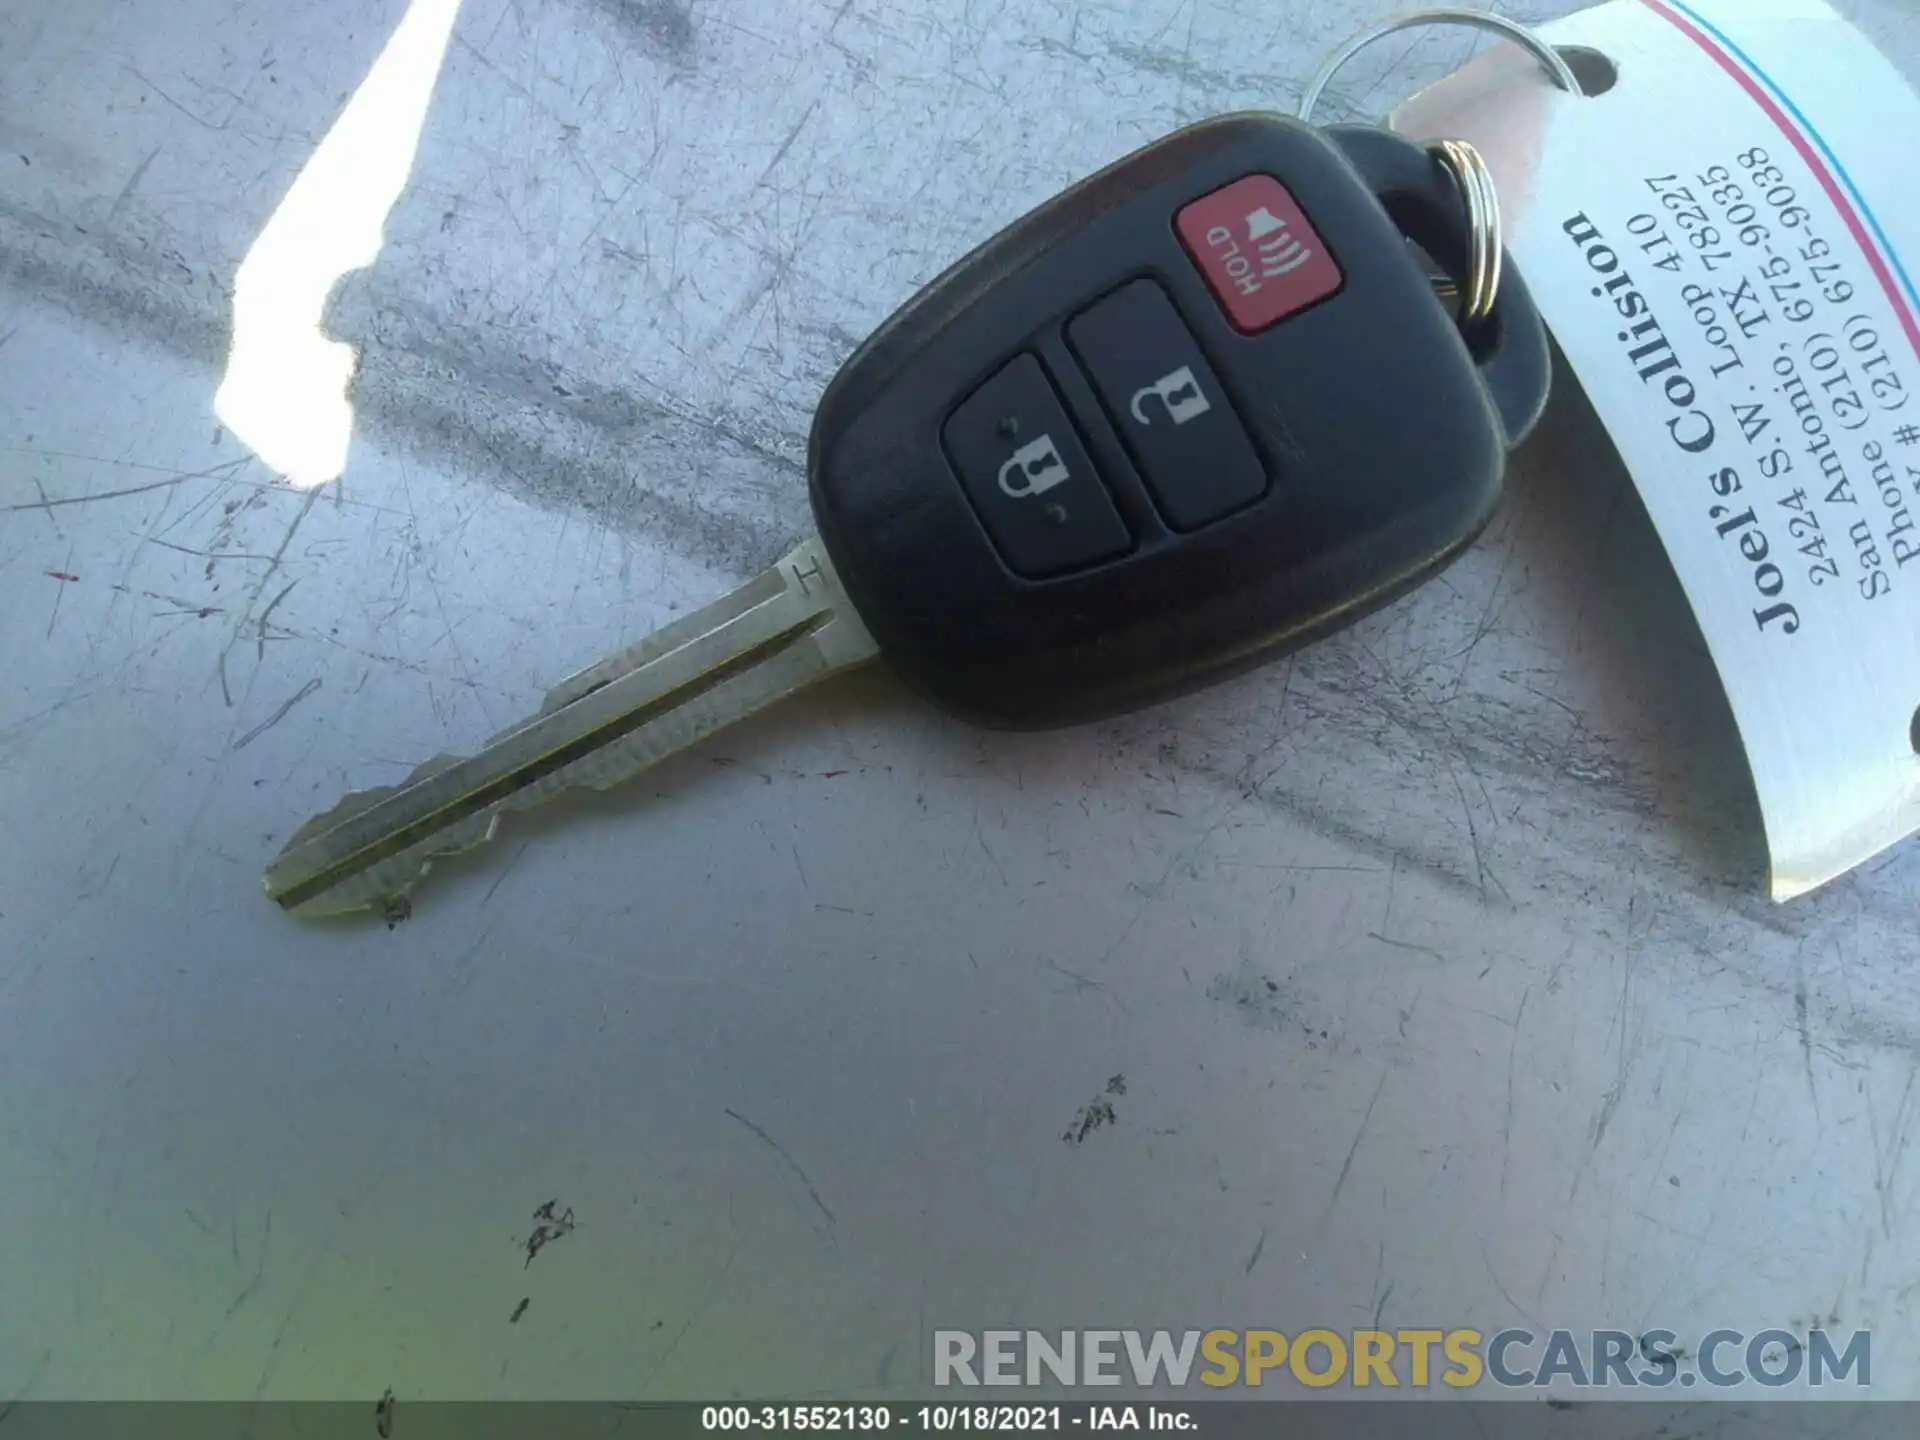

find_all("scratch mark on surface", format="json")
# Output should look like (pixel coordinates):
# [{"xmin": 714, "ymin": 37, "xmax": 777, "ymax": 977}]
[
  {"xmin": 1450, "ymin": 522, "xmax": 1519, "ymax": 701},
  {"xmin": 1371, "ymin": 1280, "xmax": 1395, "ymax": 1331},
  {"xmin": 754, "ymin": 99, "xmax": 818, "ymax": 190},
  {"xmin": 395, "ymin": 473, "xmax": 487, "ymax": 727},
  {"xmin": 46, "ymin": 550, "xmax": 76, "ymax": 637},
  {"xmin": 481, "ymin": 842, "xmax": 531, "ymax": 906},
  {"xmin": 1579, "ymin": 943, "xmax": 1640, "ymax": 1197},
  {"xmin": 1795, "ymin": 962, "xmax": 1817, "ymax": 1108},
  {"xmin": 224, "ymin": 1209, "xmax": 273, "ymax": 1318},
  {"xmin": 1047, "ymin": 962, "xmax": 1127, "ymax": 1012},
  {"xmin": 248, "ymin": 1225, "xmax": 340, "ymax": 1401},
  {"xmin": 636, "ymin": 1245, "xmax": 739, "ymax": 1399},
  {"xmin": 5, "ymin": 475, "xmax": 192, "ymax": 512},
  {"xmin": 110, "ymin": 584, "xmax": 221, "ymax": 618},
  {"xmin": 509, "ymin": 1296, "xmax": 530, "ymax": 1324},
  {"xmin": 452, "ymin": 33, "xmax": 550, "ymax": 113},
  {"xmin": 2, "ymin": 449, "xmax": 248, "ymax": 477},
  {"xmin": 1324, "ymin": 1066, "xmax": 1391, "ymax": 1218},
  {"xmin": 1872, "ymin": 1064, "xmax": 1917, "ymax": 1239},
  {"xmin": 127, "ymin": 66, "xmax": 233, "ymax": 130},
  {"xmin": 232, "ymin": 679, "xmax": 322, "ymax": 750},
  {"xmin": 0, "ymin": 690, "xmax": 96, "ymax": 767},
  {"xmin": 1366, "ymin": 932, "xmax": 1447, "ymax": 962},
  {"xmin": 27, "ymin": 476, "xmax": 60, "ymax": 535},
  {"xmin": 145, "ymin": 537, "xmax": 278, "ymax": 562},
  {"xmin": 1500, "ymin": 987, "xmax": 1531, "ymax": 1199},
  {"xmin": 1173, "ymin": 0, "xmax": 1205, "ymax": 120},
  {"xmin": 974, "ymin": 815, "xmax": 1009, "ymax": 887},
  {"xmin": 725, "ymin": 1107, "xmax": 837, "ymax": 1234},
  {"xmin": 255, "ymin": 579, "xmax": 298, "ymax": 661},
  {"xmin": 1245, "ymin": 1228, "xmax": 1266, "ymax": 1274},
  {"xmin": 0, "ymin": 1350, "xmax": 51, "ymax": 1423},
  {"xmin": 1448, "ymin": 766, "xmax": 1496, "ymax": 902},
  {"xmin": 1483, "ymin": 1248, "xmax": 1543, "ymax": 1331},
  {"xmin": 142, "ymin": 537, "xmax": 268, "ymax": 564},
  {"xmin": 105, "ymin": 146, "xmax": 163, "ymax": 222},
  {"xmin": 76, "ymin": 854, "xmax": 120, "ymax": 901},
  {"xmin": 218, "ymin": 486, "xmax": 318, "ymax": 707}
]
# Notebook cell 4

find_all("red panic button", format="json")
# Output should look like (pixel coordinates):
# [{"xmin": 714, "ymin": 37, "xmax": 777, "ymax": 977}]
[{"xmin": 1175, "ymin": 175, "xmax": 1344, "ymax": 333}]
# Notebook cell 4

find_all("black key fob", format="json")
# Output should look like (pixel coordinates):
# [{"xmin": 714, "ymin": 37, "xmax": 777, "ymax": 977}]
[{"xmin": 807, "ymin": 112, "xmax": 1551, "ymax": 728}]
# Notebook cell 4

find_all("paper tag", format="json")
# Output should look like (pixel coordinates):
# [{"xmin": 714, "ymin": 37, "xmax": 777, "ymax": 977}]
[{"xmin": 1394, "ymin": 0, "xmax": 1920, "ymax": 900}]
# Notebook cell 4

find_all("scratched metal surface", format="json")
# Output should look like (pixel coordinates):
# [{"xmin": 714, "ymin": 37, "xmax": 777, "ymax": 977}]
[{"xmin": 3, "ymin": 0, "xmax": 1919, "ymax": 1403}]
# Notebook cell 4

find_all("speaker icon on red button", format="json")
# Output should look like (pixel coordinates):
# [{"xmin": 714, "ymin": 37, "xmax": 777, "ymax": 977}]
[
  {"xmin": 1245, "ymin": 206, "xmax": 1313, "ymax": 277},
  {"xmin": 1176, "ymin": 174, "xmax": 1344, "ymax": 333}
]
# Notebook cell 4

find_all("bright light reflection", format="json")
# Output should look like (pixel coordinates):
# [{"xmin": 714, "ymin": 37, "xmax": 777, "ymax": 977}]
[{"xmin": 216, "ymin": 0, "xmax": 463, "ymax": 489}]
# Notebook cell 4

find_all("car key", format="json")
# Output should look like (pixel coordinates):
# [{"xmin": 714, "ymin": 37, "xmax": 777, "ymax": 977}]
[{"xmin": 264, "ymin": 113, "xmax": 1552, "ymax": 918}]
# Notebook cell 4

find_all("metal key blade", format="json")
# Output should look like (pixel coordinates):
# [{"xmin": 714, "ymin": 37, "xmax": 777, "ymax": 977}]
[{"xmin": 264, "ymin": 536, "xmax": 879, "ymax": 918}]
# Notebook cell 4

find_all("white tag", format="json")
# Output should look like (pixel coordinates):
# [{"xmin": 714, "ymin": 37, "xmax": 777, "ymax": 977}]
[{"xmin": 1394, "ymin": 0, "xmax": 1920, "ymax": 900}]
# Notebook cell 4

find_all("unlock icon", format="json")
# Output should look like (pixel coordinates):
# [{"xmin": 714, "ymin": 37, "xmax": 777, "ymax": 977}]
[
  {"xmin": 997, "ymin": 434, "xmax": 1073, "ymax": 498},
  {"xmin": 1129, "ymin": 366, "xmax": 1213, "ymax": 427}
]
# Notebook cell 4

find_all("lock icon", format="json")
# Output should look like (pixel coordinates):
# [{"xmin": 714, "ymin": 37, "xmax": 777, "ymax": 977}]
[
  {"xmin": 997, "ymin": 435, "xmax": 1073, "ymax": 498},
  {"xmin": 1129, "ymin": 366, "xmax": 1213, "ymax": 427}
]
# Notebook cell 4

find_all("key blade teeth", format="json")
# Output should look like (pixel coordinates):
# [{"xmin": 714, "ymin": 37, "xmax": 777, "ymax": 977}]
[
  {"xmin": 275, "ymin": 872, "xmax": 421, "ymax": 921},
  {"xmin": 262, "ymin": 536, "xmax": 878, "ymax": 920},
  {"xmin": 267, "ymin": 803, "xmax": 500, "ymax": 917},
  {"xmin": 271, "ymin": 870, "xmax": 417, "ymax": 920},
  {"xmin": 273, "ymin": 790, "xmax": 395, "ymax": 860},
  {"xmin": 263, "ymin": 762, "xmax": 507, "ymax": 918},
  {"xmin": 269, "ymin": 755, "xmax": 468, "ymax": 856},
  {"xmin": 264, "ymin": 753, "xmax": 481, "ymax": 914}
]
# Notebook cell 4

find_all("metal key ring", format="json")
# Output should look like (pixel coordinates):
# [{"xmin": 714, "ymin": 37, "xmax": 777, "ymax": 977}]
[
  {"xmin": 1432, "ymin": 138, "xmax": 1501, "ymax": 326},
  {"xmin": 1297, "ymin": 9, "xmax": 1583, "ymax": 126},
  {"xmin": 1300, "ymin": 9, "xmax": 1583, "ymax": 331}
]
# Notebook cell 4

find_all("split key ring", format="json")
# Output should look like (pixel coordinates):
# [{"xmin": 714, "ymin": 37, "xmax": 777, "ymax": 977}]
[{"xmin": 1299, "ymin": 8, "xmax": 1587, "ymax": 331}]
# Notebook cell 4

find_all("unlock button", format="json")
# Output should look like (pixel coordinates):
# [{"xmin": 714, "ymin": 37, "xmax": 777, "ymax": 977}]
[{"xmin": 1070, "ymin": 279, "xmax": 1268, "ymax": 531}]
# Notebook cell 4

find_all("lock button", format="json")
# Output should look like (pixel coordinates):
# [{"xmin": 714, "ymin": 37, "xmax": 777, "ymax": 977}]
[
  {"xmin": 942, "ymin": 353, "xmax": 1133, "ymax": 579},
  {"xmin": 1068, "ymin": 279, "xmax": 1269, "ymax": 531}
]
